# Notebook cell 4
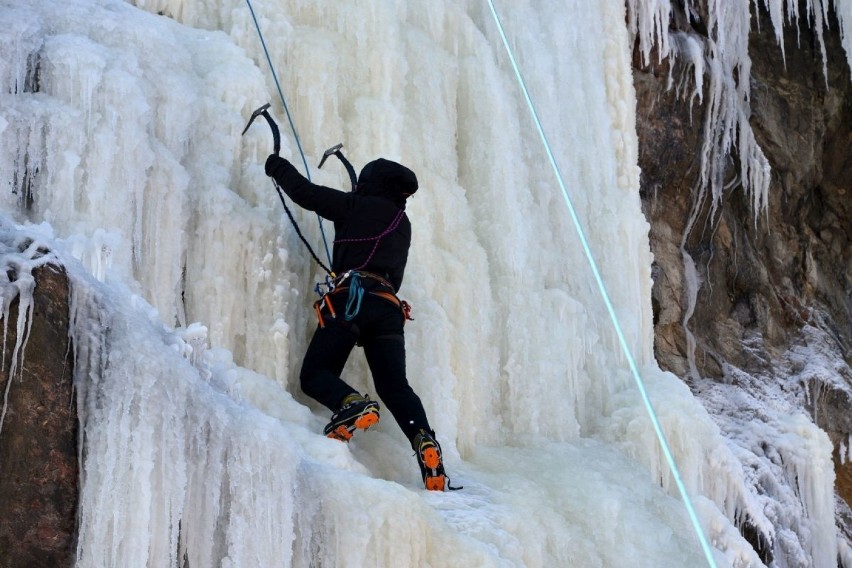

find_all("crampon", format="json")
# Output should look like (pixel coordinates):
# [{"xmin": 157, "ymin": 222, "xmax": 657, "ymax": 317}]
[
  {"xmin": 323, "ymin": 395, "xmax": 380, "ymax": 442},
  {"xmin": 413, "ymin": 429, "xmax": 448, "ymax": 491}
]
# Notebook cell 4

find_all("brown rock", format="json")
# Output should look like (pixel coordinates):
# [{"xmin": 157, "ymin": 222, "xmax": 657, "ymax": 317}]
[{"xmin": 0, "ymin": 263, "xmax": 77, "ymax": 568}]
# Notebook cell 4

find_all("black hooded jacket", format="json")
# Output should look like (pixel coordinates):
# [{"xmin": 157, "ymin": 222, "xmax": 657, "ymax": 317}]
[{"xmin": 265, "ymin": 156, "xmax": 418, "ymax": 291}]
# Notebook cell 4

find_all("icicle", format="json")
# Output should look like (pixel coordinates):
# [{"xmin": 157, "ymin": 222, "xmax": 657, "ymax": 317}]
[
  {"xmin": 0, "ymin": 7, "xmax": 44, "ymax": 95},
  {"xmin": 776, "ymin": 414, "xmax": 837, "ymax": 567},
  {"xmin": 671, "ymin": 32, "xmax": 706, "ymax": 109},
  {"xmin": 626, "ymin": 0, "xmax": 673, "ymax": 65},
  {"xmin": 174, "ymin": 322, "xmax": 209, "ymax": 371},
  {"xmin": 836, "ymin": 0, "xmax": 852, "ymax": 73},
  {"xmin": 680, "ymin": 245, "xmax": 703, "ymax": 382},
  {"xmin": 0, "ymin": 223, "xmax": 58, "ymax": 436},
  {"xmin": 848, "ymin": 434, "xmax": 852, "ymax": 464}
]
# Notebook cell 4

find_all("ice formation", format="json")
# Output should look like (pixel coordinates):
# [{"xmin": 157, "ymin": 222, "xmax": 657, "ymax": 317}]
[{"xmin": 0, "ymin": 0, "xmax": 849, "ymax": 566}]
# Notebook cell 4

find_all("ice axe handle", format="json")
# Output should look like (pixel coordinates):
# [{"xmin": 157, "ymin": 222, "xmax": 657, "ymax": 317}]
[{"xmin": 262, "ymin": 111, "xmax": 281, "ymax": 155}]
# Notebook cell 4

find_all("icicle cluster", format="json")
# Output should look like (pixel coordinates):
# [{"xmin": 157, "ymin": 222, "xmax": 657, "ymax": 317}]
[
  {"xmin": 632, "ymin": 0, "xmax": 852, "ymax": 227},
  {"xmin": 0, "ymin": 221, "xmax": 57, "ymax": 434}
]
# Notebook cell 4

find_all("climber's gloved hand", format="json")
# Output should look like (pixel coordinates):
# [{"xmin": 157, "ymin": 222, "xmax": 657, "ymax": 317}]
[{"xmin": 265, "ymin": 154, "xmax": 290, "ymax": 177}]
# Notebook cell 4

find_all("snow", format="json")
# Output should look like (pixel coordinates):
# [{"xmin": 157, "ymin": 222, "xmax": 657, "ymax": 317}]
[{"xmin": 0, "ymin": 0, "xmax": 849, "ymax": 566}]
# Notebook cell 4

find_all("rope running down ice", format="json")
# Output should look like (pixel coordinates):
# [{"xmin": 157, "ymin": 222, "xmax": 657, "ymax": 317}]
[{"xmin": 484, "ymin": 2, "xmax": 718, "ymax": 566}]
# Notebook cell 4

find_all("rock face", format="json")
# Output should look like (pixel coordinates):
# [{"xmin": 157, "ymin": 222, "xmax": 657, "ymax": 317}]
[
  {"xmin": 636, "ymin": 4, "xmax": 851, "ymax": 383},
  {"xmin": 634, "ymin": 1, "xmax": 852, "ymax": 561},
  {"xmin": 0, "ymin": 263, "xmax": 77, "ymax": 567}
]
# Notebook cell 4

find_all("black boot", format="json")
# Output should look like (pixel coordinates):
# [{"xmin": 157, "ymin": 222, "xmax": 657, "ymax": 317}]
[
  {"xmin": 323, "ymin": 393, "xmax": 380, "ymax": 442},
  {"xmin": 412, "ymin": 429, "xmax": 447, "ymax": 491}
]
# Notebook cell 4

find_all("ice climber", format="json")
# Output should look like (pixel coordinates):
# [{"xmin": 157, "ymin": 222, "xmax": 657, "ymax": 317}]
[{"xmin": 265, "ymin": 154, "xmax": 450, "ymax": 491}]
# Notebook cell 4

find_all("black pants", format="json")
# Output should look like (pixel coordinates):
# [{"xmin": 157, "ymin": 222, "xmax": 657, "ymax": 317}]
[{"xmin": 300, "ymin": 292, "xmax": 430, "ymax": 442}]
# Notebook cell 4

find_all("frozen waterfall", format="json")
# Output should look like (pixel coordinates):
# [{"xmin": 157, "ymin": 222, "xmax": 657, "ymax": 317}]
[{"xmin": 0, "ymin": 0, "xmax": 846, "ymax": 566}]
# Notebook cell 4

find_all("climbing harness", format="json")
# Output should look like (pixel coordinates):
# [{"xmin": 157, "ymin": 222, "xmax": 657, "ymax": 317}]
[
  {"xmin": 242, "ymin": 104, "xmax": 333, "ymax": 276},
  {"xmin": 312, "ymin": 270, "xmax": 413, "ymax": 329},
  {"xmin": 485, "ymin": 2, "xmax": 717, "ymax": 566},
  {"xmin": 244, "ymin": 0, "xmax": 333, "ymax": 267},
  {"xmin": 306, "ymin": 200, "xmax": 410, "ymax": 326},
  {"xmin": 330, "ymin": 208, "xmax": 409, "ymax": 321}
]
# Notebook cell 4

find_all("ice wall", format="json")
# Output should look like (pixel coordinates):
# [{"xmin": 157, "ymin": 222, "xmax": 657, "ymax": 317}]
[{"xmin": 0, "ymin": 0, "xmax": 845, "ymax": 566}]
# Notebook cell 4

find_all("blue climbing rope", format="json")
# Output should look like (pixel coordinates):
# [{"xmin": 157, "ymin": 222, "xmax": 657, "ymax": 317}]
[
  {"xmin": 343, "ymin": 273, "xmax": 365, "ymax": 321},
  {"xmin": 245, "ymin": 0, "xmax": 333, "ymax": 267},
  {"xmin": 484, "ymin": 2, "xmax": 719, "ymax": 567}
]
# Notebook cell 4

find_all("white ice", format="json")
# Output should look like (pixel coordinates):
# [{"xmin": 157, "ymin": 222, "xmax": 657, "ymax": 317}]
[{"xmin": 1, "ymin": 0, "xmax": 849, "ymax": 566}]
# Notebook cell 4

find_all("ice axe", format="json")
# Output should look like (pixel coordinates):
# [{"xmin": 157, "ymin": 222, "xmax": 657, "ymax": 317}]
[
  {"xmin": 242, "ymin": 103, "xmax": 333, "ymax": 275},
  {"xmin": 242, "ymin": 103, "xmax": 281, "ymax": 155},
  {"xmin": 318, "ymin": 143, "xmax": 358, "ymax": 191}
]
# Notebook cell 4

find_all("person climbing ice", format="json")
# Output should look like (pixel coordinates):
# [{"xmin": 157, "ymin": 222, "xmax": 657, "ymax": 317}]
[{"xmin": 265, "ymin": 153, "xmax": 452, "ymax": 491}]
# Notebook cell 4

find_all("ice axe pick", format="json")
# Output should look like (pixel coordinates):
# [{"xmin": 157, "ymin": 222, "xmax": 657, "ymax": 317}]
[
  {"xmin": 242, "ymin": 103, "xmax": 281, "ymax": 155},
  {"xmin": 318, "ymin": 143, "xmax": 358, "ymax": 191}
]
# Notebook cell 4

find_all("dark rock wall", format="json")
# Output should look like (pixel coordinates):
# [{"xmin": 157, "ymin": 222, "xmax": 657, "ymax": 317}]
[
  {"xmin": 637, "ymin": 4, "xmax": 850, "ymax": 380},
  {"xmin": 634, "ymin": 0, "xmax": 852, "ymax": 557},
  {"xmin": 0, "ymin": 264, "xmax": 77, "ymax": 567}
]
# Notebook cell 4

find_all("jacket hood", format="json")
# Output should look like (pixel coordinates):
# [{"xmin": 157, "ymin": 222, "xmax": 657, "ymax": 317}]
[{"xmin": 356, "ymin": 158, "xmax": 418, "ymax": 204}]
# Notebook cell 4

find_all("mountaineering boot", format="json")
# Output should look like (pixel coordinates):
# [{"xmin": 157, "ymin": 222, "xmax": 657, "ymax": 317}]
[
  {"xmin": 412, "ymin": 429, "xmax": 447, "ymax": 491},
  {"xmin": 323, "ymin": 393, "xmax": 380, "ymax": 442}
]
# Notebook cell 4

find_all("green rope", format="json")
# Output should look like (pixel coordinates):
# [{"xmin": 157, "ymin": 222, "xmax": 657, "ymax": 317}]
[{"xmin": 484, "ymin": 2, "xmax": 719, "ymax": 566}]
